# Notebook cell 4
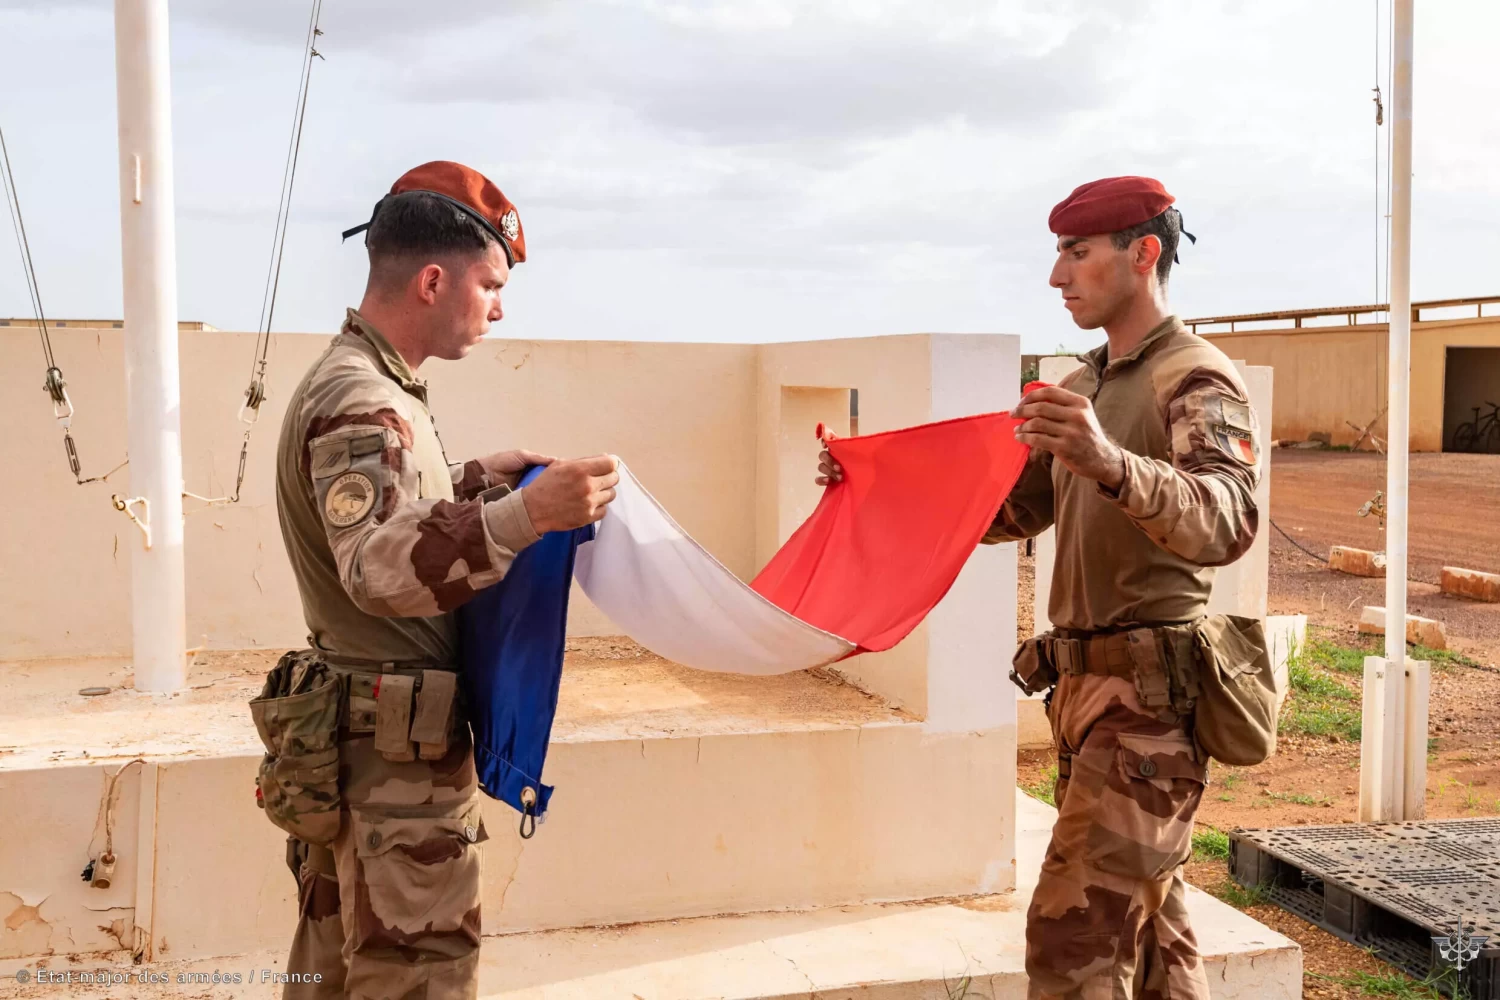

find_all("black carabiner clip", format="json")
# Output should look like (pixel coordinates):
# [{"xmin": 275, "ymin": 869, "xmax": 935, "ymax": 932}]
[{"xmin": 518, "ymin": 786, "xmax": 538, "ymax": 840}]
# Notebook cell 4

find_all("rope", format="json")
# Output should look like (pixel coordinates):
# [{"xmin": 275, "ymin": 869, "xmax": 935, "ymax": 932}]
[
  {"xmin": 1270, "ymin": 518, "xmax": 1328, "ymax": 564},
  {"xmin": 193, "ymin": 0, "xmax": 325, "ymax": 510},
  {"xmin": 3, "ymin": 124, "xmax": 126, "ymax": 485},
  {"xmin": 0, "ymin": 126, "xmax": 50, "ymax": 366},
  {"xmin": 259, "ymin": 0, "xmax": 323, "ymax": 344}
]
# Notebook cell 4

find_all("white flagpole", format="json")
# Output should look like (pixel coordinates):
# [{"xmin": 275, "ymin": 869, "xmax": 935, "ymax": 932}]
[{"xmin": 114, "ymin": 0, "xmax": 188, "ymax": 693}]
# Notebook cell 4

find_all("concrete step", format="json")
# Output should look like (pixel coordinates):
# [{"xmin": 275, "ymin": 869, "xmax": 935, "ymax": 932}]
[
  {"xmin": 0, "ymin": 643, "xmax": 1017, "ymax": 963},
  {"xmin": 0, "ymin": 796, "xmax": 1300, "ymax": 1000}
]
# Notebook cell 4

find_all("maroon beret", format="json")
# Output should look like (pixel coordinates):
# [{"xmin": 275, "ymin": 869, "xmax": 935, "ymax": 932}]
[
  {"xmin": 343, "ymin": 160, "xmax": 526, "ymax": 266},
  {"xmin": 1048, "ymin": 176, "xmax": 1174, "ymax": 236}
]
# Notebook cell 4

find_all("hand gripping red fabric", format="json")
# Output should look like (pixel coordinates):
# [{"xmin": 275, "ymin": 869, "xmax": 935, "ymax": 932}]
[{"xmin": 750, "ymin": 401, "xmax": 1038, "ymax": 655}]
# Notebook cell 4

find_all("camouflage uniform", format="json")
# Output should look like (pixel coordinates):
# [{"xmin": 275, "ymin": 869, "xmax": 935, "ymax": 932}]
[
  {"xmin": 984, "ymin": 316, "xmax": 1261, "ymax": 999},
  {"xmin": 266, "ymin": 309, "xmax": 541, "ymax": 1000}
]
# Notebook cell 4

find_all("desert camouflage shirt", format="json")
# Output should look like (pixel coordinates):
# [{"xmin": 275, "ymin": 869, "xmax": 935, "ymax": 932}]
[
  {"xmin": 984, "ymin": 315, "xmax": 1261, "ymax": 631},
  {"xmin": 275, "ymin": 309, "xmax": 539, "ymax": 665}
]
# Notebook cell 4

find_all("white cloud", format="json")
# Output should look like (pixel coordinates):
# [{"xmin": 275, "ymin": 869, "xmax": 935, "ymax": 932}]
[{"xmin": 0, "ymin": 0, "xmax": 1496, "ymax": 353}]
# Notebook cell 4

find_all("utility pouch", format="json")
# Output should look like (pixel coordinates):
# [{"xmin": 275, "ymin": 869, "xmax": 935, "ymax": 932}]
[
  {"xmin": 1126, "ymin": 629, "xmax": 1173, "ymax": 711},
  {"xmin": 410, "ymin": 669, "xmax": 458, "ymax": 761},
  {"xmin": 250, "ymin": 651, "xmax": 343, "ymax": 846},
  {"xmin": 374, "ymin": 673, "xmax": 417, "ymax": 762},
  {"xmin": 1010, "ymin": 635, "xmax": 1059, "ymax": 696},
  {"xmin": 1191, "ymin": 615, "xmax": 1279, "ymax": 766}
]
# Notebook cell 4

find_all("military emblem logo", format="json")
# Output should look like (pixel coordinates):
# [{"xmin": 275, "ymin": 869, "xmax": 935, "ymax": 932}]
[
  {"xmin": 500, "ymin": 209, "xmax": 519, "ymax": 242},
  {"xmin": 325, "ymin": 471, "xmax": 376, "ymax": 527},
  {"xmin": 1210, "ymin": 397, "xmax": 1258, "ymax": 465}
]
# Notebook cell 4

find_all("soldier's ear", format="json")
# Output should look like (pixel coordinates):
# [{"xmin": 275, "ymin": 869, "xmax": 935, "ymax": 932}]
[
  {"xmin": 1134, "ymin": 235, "xmax": 1163, "ymax": 276},
  {"xmin": 414, "ymin": 263, "xmax": 444, "ymax": 305}
]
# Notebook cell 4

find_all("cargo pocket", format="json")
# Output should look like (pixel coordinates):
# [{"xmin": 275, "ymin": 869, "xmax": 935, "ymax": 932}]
[
  {"xmin": 350, "ymin": 796, "xmax": 488, "ymax": 958},
  {"xmin": 1084, "ymin": 733, "xmax": 1206, "ymax": 882},
  {"xmin": 250, "ymin": 657, "xmax": 343, "ymax": 846}
]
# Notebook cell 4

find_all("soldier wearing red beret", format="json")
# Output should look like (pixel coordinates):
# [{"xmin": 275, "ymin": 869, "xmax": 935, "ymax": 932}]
[
  {"xmin": 997, "ymin": 178, "xmax": 1266, "ymax": 997},
  {"xmin": 818, "ymin": 177, "xmax": 1268, "ymax": 997},
  {"xmin": 258, "ymin": 162, "xmax": 620, "ymax": 998}
]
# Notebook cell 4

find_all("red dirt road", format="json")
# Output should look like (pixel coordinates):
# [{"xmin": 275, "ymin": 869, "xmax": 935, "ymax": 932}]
[{"xmin": 1268, "ymin": 450, "xmax": 1500, "ymax": 658}]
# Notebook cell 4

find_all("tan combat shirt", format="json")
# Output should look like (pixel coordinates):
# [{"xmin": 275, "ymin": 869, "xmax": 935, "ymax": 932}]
[
  {"xmin": 275, "ymin": 310, "xmax": 540, "ymax": 664},
  {"xmin": 984, "ymin": 316, "xmax": 1261, "ymax": 631}
]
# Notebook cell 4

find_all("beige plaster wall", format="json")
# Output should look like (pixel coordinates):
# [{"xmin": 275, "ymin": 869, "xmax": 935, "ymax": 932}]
[
  {"xmin": 1204, "ymin": 316, "xmax": 1500, "ymax": 451},
  {"xmin": 1, "ymin": 328, "xmax": 757, "ymax": 659},
  {"xmin": 1, "ymin": 723, "xmax": 1015, "ymax": 963},
  {"xmin": 4, "ymin": 326, "xmax": 1021, "ymax": 742}
]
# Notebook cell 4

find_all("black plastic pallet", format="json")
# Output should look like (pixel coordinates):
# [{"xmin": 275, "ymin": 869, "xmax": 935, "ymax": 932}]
[{"xmin": 1231, "ymin": 820, "xmax": 1500, "ymax": 999}]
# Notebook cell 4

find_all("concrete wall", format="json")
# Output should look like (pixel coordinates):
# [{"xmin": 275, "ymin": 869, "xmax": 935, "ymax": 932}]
[
  {"xmin": 2, "ymin": 327, "xmax": 1019, "ymax": 719},
  {"xmin": 754, "ymin": 335, "xmax": 1023, "ymax": 727},
  {"xmin": 0, "ymin": 723, "xmax": 1015, "ymax": 963},
  {"xmin": 1203, "ymin": 316, "xmax": 1500, "ymax": 451},
  {"xmin": 1030, "ymin": 355, "xmax": 1085, "ymax": 635},
  {"xmin": 2, "ymin": 328, "xmax": 760, "ymax": 659},
  {"xmin": 1203, "ymin": 363, "xmax": 1273, "ymax": 622}
]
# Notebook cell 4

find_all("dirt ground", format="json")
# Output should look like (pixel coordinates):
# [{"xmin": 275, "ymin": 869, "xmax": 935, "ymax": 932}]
[{"xmin": 1017, "ymin": 450, "xmax": 1500, "ymax": 999}]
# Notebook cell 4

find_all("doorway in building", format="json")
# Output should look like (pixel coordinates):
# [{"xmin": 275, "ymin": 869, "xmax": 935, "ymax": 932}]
[{"xmin": 1443, "ymin": 347, "xmax": 1500, "ymax": 453}]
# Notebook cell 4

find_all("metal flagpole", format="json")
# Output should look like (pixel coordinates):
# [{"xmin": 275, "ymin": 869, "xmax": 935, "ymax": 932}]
[
  {"xmin": 113, "ymin": 0, "xmax": 188, "ymax": 693},
  {"xmin": 1361, "ymin": 0, "xmax": 1417, "ymax": 823},
  {"xmin": 1385, "ymin": 0, "xmax": 1413, "ymax": 688}
]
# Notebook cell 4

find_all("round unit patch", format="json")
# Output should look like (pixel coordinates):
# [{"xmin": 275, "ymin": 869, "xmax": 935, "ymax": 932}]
[{"xmin": 325, "ymin": 471, "xmax": 376, "ymax": 527}]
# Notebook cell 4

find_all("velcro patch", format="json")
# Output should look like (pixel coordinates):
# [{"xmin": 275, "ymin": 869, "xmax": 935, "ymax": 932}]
[
  {"xmin": 309, "ymin": 440, "xmax": 351, "ymax": 480},
  {"xmin": 1208, "ymin": 397, "xmax": 1258, "ymax": 466},
  {"xmin": 349, "ymin": 433, "xmax": 386, "ymax": 457}
]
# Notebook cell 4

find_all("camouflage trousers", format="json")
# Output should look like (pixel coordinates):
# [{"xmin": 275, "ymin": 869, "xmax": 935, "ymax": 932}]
[
  {"xmin": 282, "ymin": 728, "xmax": 488, "ymax": 1000},
  {"xmin": 1025, "ymin": 672, "xmax": 1211, "ymax": 1000}
]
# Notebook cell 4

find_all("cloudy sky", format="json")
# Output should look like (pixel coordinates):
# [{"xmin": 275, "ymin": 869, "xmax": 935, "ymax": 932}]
[{"xmin": 0, "ymin": 0, "xmax": 1495, "ymax": 352}]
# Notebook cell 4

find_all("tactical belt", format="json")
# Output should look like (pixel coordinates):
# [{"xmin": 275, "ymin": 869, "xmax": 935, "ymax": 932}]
[
  {"xmin": 1046, "ymin": 633, "xmax": 1137, "ymax": 679},
  {"xmin": 320, "ymin": 655, "xmax": 462, "ymax": 761},
  {"xmin": 1011, "ymin": 620, "xmax": 1202, "ymax": 717}
]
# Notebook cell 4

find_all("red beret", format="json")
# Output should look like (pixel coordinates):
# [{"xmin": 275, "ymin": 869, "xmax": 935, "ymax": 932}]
[
  {"xmin": 1048, "ymin": 176, "xmax": 1174, "ymax": 236},
  {"xmin": 343, "ymin": 160, "xmax": 526, "ymax": 266}
]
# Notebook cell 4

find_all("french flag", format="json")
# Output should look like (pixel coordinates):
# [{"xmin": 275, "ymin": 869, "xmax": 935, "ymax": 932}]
[{"xmin": 460, "ymin": 407, "xmax": 1033, "ymax": 830}]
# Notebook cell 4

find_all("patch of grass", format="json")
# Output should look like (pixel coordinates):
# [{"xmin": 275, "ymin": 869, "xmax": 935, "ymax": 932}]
[
  {"xmin": 1217, "ymin": 793, "xmax": 1236, "ymax": 802},
  {"xmin": 1281, "ymin": 697, "xmax": 1363, "ymax": 741},
  {"xmin": 1215, "ymin": 879, "xmax": 1268, "ymax": 909},
  {"xmin": 1220, "ymin": 771, "xmax": 1244, "ymax": 791},
  {"xmin": 1412, "ymin": 645, "xmax": 1479, "ymax": 667},
  {"xmin": 1192, "ymin": 827, "xmax": 1231, "ymax": 861},
  {"xmin": 942, "ymin": 972, "xmax": 990, "ymax": 1000},
  {"xmin": 1280, "ymin": 651, "xmax": 1363, "ymax": 741},
  {"xmin": 1305, "ymin": 638, "xmax": 1370, "ymax": 676},
  {"xmin": 1310, "ymin": 969, "xmax": 1447, "ymax": 998},
  {"xmin": 1020, "ymin": 764, "xmax": 1058, "ymax": 808},
  {"xmin": 1264, "ymin": 789, "xmax": 1333, "ymax": 807},
  {"xmin": 1290, "ymin": 659, "xmax": 1355, "ymax": 699},
  {"xmin": 1464, "ymin": 785, "xmax": 1483, "ymax": 811}
]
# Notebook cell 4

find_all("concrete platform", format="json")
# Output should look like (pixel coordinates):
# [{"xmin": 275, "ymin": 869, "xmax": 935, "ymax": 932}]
[
  {"xmin": 0, "ymin": 639, "xmax": 909, "ymax": 771},
  {"xmin": 0, "ymin": 795, "xmax": 1300, "ymax": 1000},
  {"xmin": 0, "ymin": 641, "xmax": 1017, "ymax": 962}
]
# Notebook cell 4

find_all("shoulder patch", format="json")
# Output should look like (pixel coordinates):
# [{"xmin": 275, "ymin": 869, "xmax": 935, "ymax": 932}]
[
  {"xmin": 309, "ymin": 440, "xmax": 351, "ymax": 480},
  {"xmin": 325, "ymin": 471, "xmax": 377, "ymax": 527},
  {"xmin": 349, "ymin": 433, "xmax": 386, "ymax": 457},
  {"xmin": 1208, "ymin": 396, "xmax": 1258, "ymax": 465}
]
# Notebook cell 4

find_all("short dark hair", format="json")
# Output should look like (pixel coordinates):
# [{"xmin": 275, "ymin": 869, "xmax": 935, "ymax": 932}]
[
  {"xmin": 1110, "ymin": 207, "xmax": 1181, "ymax": 287},
  {"xmin": 365, "ymin": 191, "xmax": 499, "ymax": 280}
]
